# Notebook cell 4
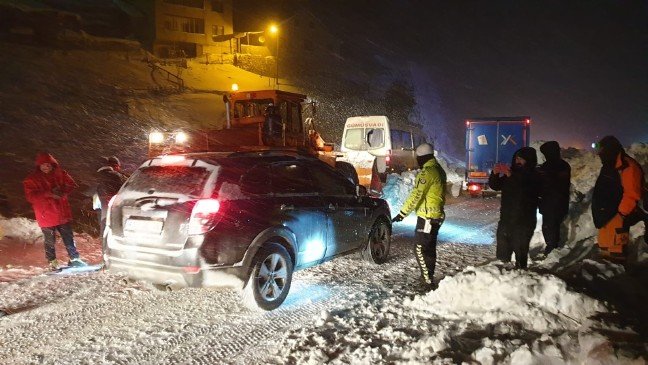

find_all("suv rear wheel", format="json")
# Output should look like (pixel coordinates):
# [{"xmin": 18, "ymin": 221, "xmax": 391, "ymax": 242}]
[
  {"xmin": 361, "ymin": 219, "xmax": 391, "ymax": 264},
  {"xmin": 242, "ymin": 243, "xmax": 293, "ymax": 311}
]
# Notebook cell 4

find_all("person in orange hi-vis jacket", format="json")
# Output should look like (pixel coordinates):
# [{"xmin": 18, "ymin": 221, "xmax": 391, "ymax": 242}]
[{"xmin": 592, "ymin": 136, "xmax": 645, "ymax": 256}]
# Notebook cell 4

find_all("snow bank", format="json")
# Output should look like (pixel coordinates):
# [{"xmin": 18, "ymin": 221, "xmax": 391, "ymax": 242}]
[
  {"xmin": 382, "ymin": 171, "xmax": 417, "ymax": 214},
  {"xmin": 400, "ymin": 263, "xmax": 645, "ymax": 364},
  {"xmin": 407, "ymin": 263, "xmax": 606, "ymax": 333},
  {"xmin": 0, "ymin": 215, "xmax": 41, "ymax": 242}
]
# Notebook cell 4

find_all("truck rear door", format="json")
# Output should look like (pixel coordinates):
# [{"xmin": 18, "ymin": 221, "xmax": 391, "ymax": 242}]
[
  {"xmin": 496, "ymin": 122, "xmax": 528, "ymax": 167},
  {"xmin": 467, "ymin": 122, "xmax": 498, "ymax": 183},
  {"xmin": 466, "ymin": 120, "xmax": 530, "ymax": 184}
]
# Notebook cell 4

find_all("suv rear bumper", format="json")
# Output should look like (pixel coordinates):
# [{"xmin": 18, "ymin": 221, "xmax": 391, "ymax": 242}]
[
  {"xmin": 104, "ymin": 236, "xmax": 247, "ymax": 288},
  {"xmin": 104, "ymin": 244, "xmax": 204, "ymax": 287}
]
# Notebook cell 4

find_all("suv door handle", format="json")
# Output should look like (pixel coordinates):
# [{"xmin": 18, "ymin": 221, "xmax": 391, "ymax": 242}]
[
  {"xmin": 280, "ymin": 204, "xmax": 294, "ymax": 211},
  {"xmin": 328, "ymin": 203, "xmax": 336, "ymax": 211}
]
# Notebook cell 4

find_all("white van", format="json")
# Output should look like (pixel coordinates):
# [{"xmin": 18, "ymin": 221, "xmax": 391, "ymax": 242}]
[{"xmin": 340, "ymin": 116, "xmax": 427, "ymax": 180}]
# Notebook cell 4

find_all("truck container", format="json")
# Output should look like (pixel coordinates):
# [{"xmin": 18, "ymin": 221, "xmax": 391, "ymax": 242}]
[{"xmin": 465, "ymin": 116, "xmax": 531, "ymax": 196}]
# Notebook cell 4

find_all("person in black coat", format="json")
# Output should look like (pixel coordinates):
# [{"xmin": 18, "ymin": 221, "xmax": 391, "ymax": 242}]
[
  {"xmin": 537, "ymin": 141, "xmax": 571, "ymax": 255},
  {"xmin": 489, "ymin": 147, "xmax": 540, "ymax": 269},
  {"xmin": 95, "ymin": 156, "xmax": 128, "ymax": 235}
]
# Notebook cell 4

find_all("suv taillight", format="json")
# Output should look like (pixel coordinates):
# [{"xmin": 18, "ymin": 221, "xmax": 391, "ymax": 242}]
[{"xmin": 188, "ymin": 199, "xmax": 220, "ymax": 235}]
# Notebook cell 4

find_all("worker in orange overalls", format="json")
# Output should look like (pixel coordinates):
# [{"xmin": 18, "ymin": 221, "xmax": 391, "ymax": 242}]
[{"xmin": 592, "ymin": 136, "xmax": 645, "ymax": 257}]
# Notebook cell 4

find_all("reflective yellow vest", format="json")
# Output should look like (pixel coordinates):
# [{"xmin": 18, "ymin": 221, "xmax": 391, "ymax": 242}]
[{"xmin": 399, "ymin": 157, "xmax": 447, "ymax": 219}]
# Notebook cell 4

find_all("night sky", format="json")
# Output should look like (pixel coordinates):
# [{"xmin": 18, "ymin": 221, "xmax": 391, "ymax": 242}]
[
  {"xmin": 240, "ymin": 1, "xmax": 647, "ymax": 150},
  {"xmin": 405, "ymin": 0, "xmax": 648, "ymax": 148}
]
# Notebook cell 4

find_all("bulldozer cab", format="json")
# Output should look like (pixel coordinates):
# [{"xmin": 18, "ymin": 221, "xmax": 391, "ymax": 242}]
[{"xmin": 228, "ymin": 90, "xmax": 307, "ymax": 149}]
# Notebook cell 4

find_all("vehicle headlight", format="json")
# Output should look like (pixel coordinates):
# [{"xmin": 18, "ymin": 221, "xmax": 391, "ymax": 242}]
[
  {"xmin": 149, "ymin": 131, "xmax": 164, "ymax": 144},
  {"xmin": 175, "ymin": 131, "xmax": 188, "ymax": 144}
]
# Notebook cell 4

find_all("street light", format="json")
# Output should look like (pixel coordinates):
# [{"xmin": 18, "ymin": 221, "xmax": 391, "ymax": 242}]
[{"xmin": 269, "ymin": 24, "xmax": 279, "ymax": 86}]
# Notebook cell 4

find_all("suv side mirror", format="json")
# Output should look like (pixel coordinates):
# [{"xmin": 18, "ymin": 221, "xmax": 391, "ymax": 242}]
[{"xmin": 356, "ymin": 185, "xmax": 367, "ymax": 196}]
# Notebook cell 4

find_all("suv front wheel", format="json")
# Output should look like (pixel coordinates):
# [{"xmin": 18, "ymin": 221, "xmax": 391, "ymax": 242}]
[{"xmin": 242, "ymin": 243, "xmax": 293, "ymax": 311}]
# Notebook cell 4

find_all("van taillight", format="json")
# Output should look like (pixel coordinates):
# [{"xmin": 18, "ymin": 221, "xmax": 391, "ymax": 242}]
[
  {"xmin": 188, "ymin": 199, "xmax": 220, "ymax": 235},
  {"xmin": 385, "ymin": 150, "xmax": 392, "ymax": 164}
]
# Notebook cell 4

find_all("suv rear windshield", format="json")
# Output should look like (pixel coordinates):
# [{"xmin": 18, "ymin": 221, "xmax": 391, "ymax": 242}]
[{"xmin": 123, "ymin": 166, "xmax": 211, "ymax": 196}]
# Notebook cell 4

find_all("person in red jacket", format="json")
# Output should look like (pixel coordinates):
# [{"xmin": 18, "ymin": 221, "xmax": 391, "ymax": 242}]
[{"xmin": 23, "ymin": 153, "xmax": 87, "ymax": 269}]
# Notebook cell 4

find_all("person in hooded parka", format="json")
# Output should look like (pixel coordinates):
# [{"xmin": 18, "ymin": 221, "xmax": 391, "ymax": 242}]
[
  {"xmin": 489, "ymin": 147, "xmax": 541, "ymax": 269},
  {"xmin": 537, "ymin": 141, "xmax": 571, "ymax": 255},
  {"xmin": 592, "ymin": 136, "xmax": 645, "ymax": 256},
  {"xmin": 94, "ymin": 156, "xmax": 129, "ymax": 235},
  {"xmin": 24, "ymin": 152, "xmax": 87, "ymax": 269}
]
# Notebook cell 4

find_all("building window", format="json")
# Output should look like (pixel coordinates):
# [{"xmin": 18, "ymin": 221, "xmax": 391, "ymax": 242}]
[
  {"xmin": 211, "ymin": 0, "xmax": 224, "ymax": 12},
  {"xmin": 212, "ymin": 25, "xmax": 224, "ymax": 36},
  {"xmin": 164, "ymin": 15, "xmax": 205, "ymax": 34},
  {"xmin": 164, "ymin": 0, "xmax": 204, "ymax": 9}
]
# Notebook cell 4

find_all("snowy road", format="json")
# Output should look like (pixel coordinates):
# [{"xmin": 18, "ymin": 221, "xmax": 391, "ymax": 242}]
[{"xmin": 0, "ymin": 197, "xmax": 498, "ymax": 365}]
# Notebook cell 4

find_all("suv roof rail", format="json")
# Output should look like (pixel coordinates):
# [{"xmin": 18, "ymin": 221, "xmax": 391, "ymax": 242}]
[{"xmin": 227, "ymin": 147, "xmax": 314, "ymax": 159}]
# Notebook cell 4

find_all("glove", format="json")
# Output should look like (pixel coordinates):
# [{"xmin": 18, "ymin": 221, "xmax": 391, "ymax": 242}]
[{"xmin": 392, "ymin": 212, "xmax": 406, "ymax": 223}]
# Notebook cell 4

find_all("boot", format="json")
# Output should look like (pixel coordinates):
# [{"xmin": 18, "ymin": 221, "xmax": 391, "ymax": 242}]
[
  {"xmin": 68, "ymin": 258, "xmax": 87, "ymax": 267},
  {"xmin": 48, "ymin": 259, "xmax": 59, "ymax": 271}
]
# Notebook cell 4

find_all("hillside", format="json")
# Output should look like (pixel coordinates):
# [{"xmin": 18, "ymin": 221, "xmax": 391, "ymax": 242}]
[{"xmin": 0, "ymin": 41, "xmax": 220, "ymax": 229}]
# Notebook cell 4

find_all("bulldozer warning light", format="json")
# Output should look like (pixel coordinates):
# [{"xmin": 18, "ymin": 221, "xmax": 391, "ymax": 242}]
[
  {"xmin": 149, "ymin": 131, "xmax": 164, "ymax": 144},
  {"xmin": 175, "ymin": 131, "xmax": 188, "ymax": 144}
]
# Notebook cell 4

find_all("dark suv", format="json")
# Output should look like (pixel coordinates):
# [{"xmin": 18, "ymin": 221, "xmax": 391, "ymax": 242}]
[{"xmin": 104, "ymin": 151, "xmax": 391, "ymax": 310}]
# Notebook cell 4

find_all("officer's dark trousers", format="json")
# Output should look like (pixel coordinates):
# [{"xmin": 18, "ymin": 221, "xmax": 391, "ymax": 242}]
[
  {"xmin": 496, "ymin": 221, "xmax": 535, "ymax": 269},
  {"xmin": 541, "ymin": 213, "xmax": 566, "ymax": 255},
  {"xmin": 414, "ymin": 217, "xmax": 442, "ymax": 284}
]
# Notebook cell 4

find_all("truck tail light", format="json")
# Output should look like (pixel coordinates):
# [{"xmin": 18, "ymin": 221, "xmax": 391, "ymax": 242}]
[
  {"xmin": 467, "ymin": 183, "xmax": 482, "ymax": 195},
  {"xmin": 188, "ymin": 199, "xmax": 221, "ymax": 235}
]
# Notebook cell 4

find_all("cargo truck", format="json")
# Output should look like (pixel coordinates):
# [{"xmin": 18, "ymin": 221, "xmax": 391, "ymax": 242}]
[{"xmin": 464, "ymin": 116, "xmax": 531, "ymax": 196}]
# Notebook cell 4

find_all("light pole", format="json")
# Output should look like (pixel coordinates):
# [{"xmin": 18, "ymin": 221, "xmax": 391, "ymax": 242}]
[{"xmin": 269, "ymin": 24, "xmax": 279, "ymax": 86}]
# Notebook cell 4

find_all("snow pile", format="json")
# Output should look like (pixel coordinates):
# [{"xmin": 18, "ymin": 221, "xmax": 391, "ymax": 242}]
[
  {"xmin": 272, "ymin": 261, "xmax": 645, "ymax": 365},
  {"xmin": 0, "ymin": 214, "xmax": 103, "ymax": 282},
  {"xmin": 578, "ymin": 259, "xmax": 625, "ymax": 281},
  {"xmin": 382, "ymin": 171, "xmax": 417, "ymax": 214},
  {"xmin": 407, "ymin": 263, "xmax": 606, "ymax": 333},
  {"xmin": 400, "ymin": 263, "xmax": 646, "ymax": 364},
  {"xmin": 0, "ymin": 215, "xmax": 41, "ymax": 242}
]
